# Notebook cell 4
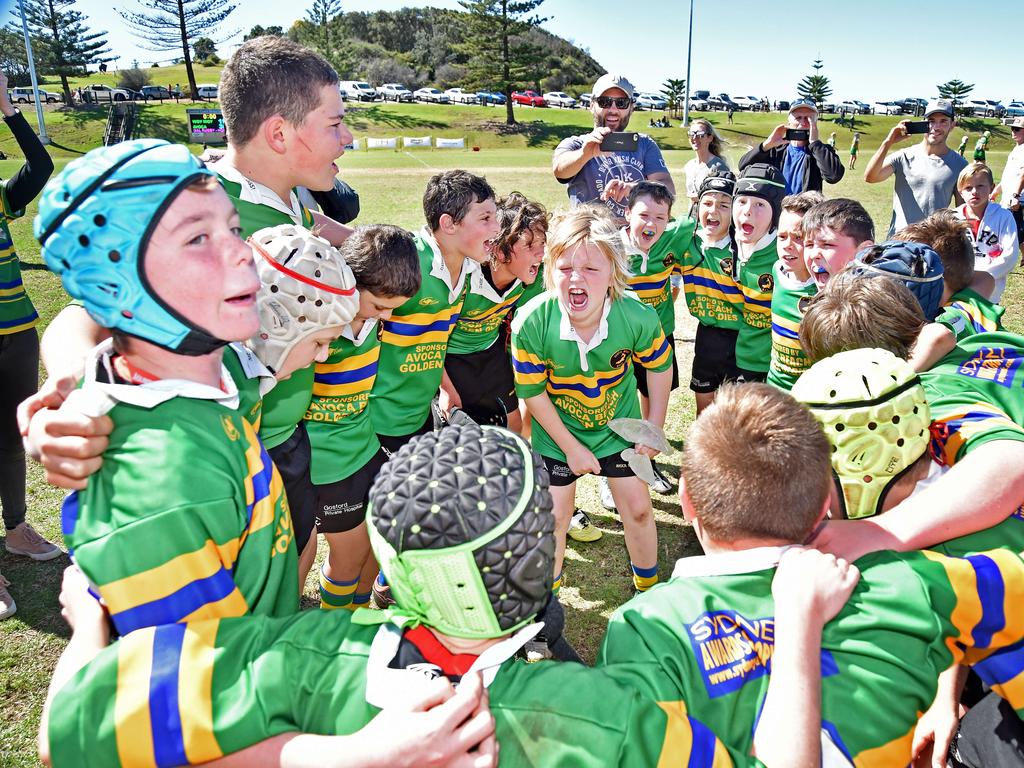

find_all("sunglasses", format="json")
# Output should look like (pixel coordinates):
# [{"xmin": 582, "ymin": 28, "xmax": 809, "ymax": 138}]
[
  {"xmin": 1013, "ymin": 126, "xmax": 1024, "ymax": 132},
  {"xmin": 595, "ymin": 96, "xmax": 632, "ymax": 109},
  {"xmin": 689, "ymin": 131, "xmax": 709, "ymax": 138}
]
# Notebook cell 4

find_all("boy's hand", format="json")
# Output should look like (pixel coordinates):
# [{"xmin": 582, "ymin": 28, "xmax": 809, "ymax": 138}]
[
  {"xmin": 438, "ymin": 383, "xmax": 463, "ymax": 419},
  {"xmin": 632, "ymin": 442, "xmax": 660, "ymax": 459},
  {"xmin": 565, "ymin": 443, "xmax": 600, "ymax": 476},
  {"xmin": 58, "ymin": 565, "xmax": 109, "ymax": 645},
  {"xmin": 21, "ymin": 384, "xmax": 112, "ymax": 490},
  {"xmin": 772, "ymin": 547, "xmax": 859, "ymax": 625},
  {"xmin": 762, "ymin": 124, "xmax": 789, "ymax": 150}
]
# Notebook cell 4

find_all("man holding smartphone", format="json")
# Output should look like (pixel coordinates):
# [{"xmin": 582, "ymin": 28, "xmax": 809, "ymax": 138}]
[
  {"xmin": 552, "ymin": 73, "xmax": 673, "ymax": 221},
  {"xmin": 864, "ymin": 98, "xmax": 968, "ymax": 237},
  {"xmin": 738, "ymin": 99, "xmax": 844, "ymax": 194}
]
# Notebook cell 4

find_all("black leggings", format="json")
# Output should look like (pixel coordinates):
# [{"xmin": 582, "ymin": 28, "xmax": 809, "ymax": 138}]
[{"xmin": 0, "ymin": 328, "xmax": 39, "ymax": 529}]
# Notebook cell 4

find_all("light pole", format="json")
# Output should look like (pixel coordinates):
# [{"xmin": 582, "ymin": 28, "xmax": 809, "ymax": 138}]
[
  {"xmin": 17, "ymin": 0, "xmax": 48, "ymax": 144},
  {"xmin": 682, "ymin": 0, "xmax": 694, "ymax": 127}
]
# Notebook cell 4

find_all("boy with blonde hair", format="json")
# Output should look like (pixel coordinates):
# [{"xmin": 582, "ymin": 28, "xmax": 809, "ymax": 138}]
[
  {"xmin": 954, "ymin": 161, "xmax": 1020, "ymax": 302},
  {"xmin": 511, "ymin": 205, "xmax": 672, "ymax": 594}
]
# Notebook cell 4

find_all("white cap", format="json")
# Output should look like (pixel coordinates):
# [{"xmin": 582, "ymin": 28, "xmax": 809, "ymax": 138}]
[{"xmin": 591, "ymin": 73, "xmax": 634, "ymax": 99}]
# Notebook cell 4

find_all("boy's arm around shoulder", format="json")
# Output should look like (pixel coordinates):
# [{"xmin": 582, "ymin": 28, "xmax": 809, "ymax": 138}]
[{"xmin": 908, "ymin": 322, "xmax": 957, "ymax": 371}]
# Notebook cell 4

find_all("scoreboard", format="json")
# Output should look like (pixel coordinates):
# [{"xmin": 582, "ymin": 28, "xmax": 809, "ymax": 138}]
[{"xmin": 186, "ymin": 109, "xmax": 226, "ymax": 144}]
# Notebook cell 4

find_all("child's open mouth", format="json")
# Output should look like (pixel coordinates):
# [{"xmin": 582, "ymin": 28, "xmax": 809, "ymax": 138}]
[
  {"xmin": 640, "ymin": 227, "xmax": 656, "ymax": 243},
  {"xmin": 740, "ymin": 223, "xmax": 754, "ymax": 237},
  {"xmin": 703, "ymin": 216, "xmax": 721, "ymax": 230},
  {"xmin": 528, "ymin": 262, "xmax": 540, "ymax": 279},
  {"xmin": 810, "ymin": 263, "xmax": 829, "ymax": 287},
  {"xmin": 226, "ymin": 291, "xmax": 256, "ymax": 307},
  {"xmin": 568, "ymin": 287, "xmax": 588, "ymax": 311}
]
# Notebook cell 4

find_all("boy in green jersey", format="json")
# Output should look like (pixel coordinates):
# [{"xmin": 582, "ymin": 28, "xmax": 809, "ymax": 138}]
[
  {"xmin": 303, "ymin": 225, "xmax": 420, "ymax": 611},
  {"xmin": 730, "ymin": 164, "xmax": 786, "ymax": 380},
  {"xmin": 40, "ymin": 421, "xmax": 855, "ymax": 768},
  {"xmin": 686, "ymin": 171, "xmax": 745, "ymax": 415},
  {"xmin": 440, "ymin": 193, "xmax": 547, "ymax": 432},
  {"xmin": 801, "ymin": 197, "xmax": 875, "ymax": 292},
  {"xmin": 511, "ymin": 206, "xmax": 673, "ymax": 594},
  {"xmin": 766, "ymin": 192, "xmax": 823, "ymax": 391},
  {"xmin": 600, "ymin": 381, "xmax": 1024, "ymax": 767},
  {"xmin": 370, "ymin": 170, "xmax": 498, "ymax": 453}
]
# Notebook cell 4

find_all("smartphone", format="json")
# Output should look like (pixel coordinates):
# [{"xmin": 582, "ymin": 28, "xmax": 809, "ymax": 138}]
[
  {"xmin": 784, "ymin": 128, "xmax": 809, "ymax": 141},
  {"xmin": 905, "ymin": 121, "xmax": 929, "ymax": 135},
  {"xmin": 600, "ymin": 132, "xmax": 640, "ymax": 152}
]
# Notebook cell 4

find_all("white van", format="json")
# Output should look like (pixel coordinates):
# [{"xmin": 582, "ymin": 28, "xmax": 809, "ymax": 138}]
[{"xmin": 340, "ymin": 81, "xmax": 377, "ymax": 102}]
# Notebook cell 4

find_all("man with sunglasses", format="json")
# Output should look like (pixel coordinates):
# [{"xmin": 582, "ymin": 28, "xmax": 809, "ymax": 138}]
[
  {"xmin": 996, "ymin": 116, "xmax": 1024, "ymax": 245},
  {"xmin": 739, "ymin": 99, "xmax": 844, "ymax": 195},
  {"xmin": 552, "ymin": 73, "xmax": 674, "ymax": 221}
]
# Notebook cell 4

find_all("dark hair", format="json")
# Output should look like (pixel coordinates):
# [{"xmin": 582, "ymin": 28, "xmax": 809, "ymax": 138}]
[
  {"xmin": 802, "ymin": 198, "xmax": 874, "ymax": 244},
  {"xmin": 781, "ymin": 190, "xmax": 826, "ymax": 216},
  {"xmin": 422, "ymin": 170, "xmax": 496, "ymax": 232},
  {"xmin": 626, "ymin": 180, "xmax": 675, "ymax": 213},
  {"xmin": 220, "ymin": 36, "xmax": 338, "ymax": 148},
  {"xmin": 341, "ymin": 224, "xmax": 421, "ymax": 299},
  {"xmin": 491, "ymin": 192, "xmax": 548, "ymax": 265},
  {"xmin": 897, "ymin": 214, "xmax": 974, "ymax": 294}
]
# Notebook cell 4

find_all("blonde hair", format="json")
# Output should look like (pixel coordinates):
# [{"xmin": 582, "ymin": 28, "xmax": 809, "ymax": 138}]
[
  {"xmin": 682, "ymin": 383, "xmax": 832, "ymax": 543},
  {"xmin": 690, "ymin": 118, "xmax": 728, "ymax": 161},
  {"xmin": 957, "ymin": 161, "xmax": 994, "ymax": 190},
  {"xmin": 543, "ymin": 205, "xmax": 630, "ymax": 300}
]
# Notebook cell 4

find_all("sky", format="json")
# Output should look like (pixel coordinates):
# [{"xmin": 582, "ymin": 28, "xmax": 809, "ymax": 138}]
[{"xmin": 55, "ymin": 0, "xmax": 1024, "ymax": 103}]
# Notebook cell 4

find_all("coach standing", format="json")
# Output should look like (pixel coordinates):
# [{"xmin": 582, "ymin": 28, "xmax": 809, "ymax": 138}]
[
  {"xmin": 552, "ymin": 73, "xmax": 673, "ymax": 220},
  {"xmin": 738, "ymin": 99, "xmax": 844, "ymax": 194},
  {"xmin": 864, "ymin": 99, "xmax": 967, "ymax": 237}
]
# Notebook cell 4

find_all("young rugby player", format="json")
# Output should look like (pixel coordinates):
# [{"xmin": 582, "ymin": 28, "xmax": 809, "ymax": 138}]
[
  {"xmin": 33, "ymin": 141, "xmax": 356, "ymax": 632},
  {"xmin": 766, "ymin": 191, "xmax": 823, "ymax": 390},
  {"xmin": 800, "ymin": 197, "xmax": 875, "ymax": 290},
  {"xmin": 302, "ymin": 226, "xmax": 421, "ymax": 611},
  {"xmin": 731, "ymin": 164, "xmax": 785, "ymax": 380},
  {"xmin": 41, "ymin": 422, "xmax": 854, "ymax": 768},
  {"xmin": 953, "ymin": 161, "xmax": 1020, "ymax": 302},
  {"xmin": 600, "ymin": 381, "xmax": 1024, "ymax": 766},
  {"xmin": 511, "ymin": 205, "xmax": 672, "ymax": 594}
]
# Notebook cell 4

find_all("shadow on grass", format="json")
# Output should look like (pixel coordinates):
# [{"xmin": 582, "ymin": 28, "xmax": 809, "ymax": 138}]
[
  {"xmin": 0, "ymin": 548, "xmax": 70, "ymax": 641},
  {"xmin": 345, "ymin": 105, "xmax": 446, "ymax": 132}
]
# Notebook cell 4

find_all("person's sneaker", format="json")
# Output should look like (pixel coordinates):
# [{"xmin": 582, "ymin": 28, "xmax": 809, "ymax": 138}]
[
  {"xmin": 567, "ymin": 509, "xmax": 602, "ymax": 542},
  {"xmin": 370, "ymin": 578, "xmax": 395, "ymax": 609},
  {"xmin": 0, "ymin": 572, "xmax": 15, "ymax": 620},
  {"xmin": 599, "ymin": 476, "xmax": 616, "ymax": 510},
  {"xmin": 648, "ymin": 464, "xmax": 673, "ymax": 495},
  {"xmin": 522, "ymin": 634, "xmax": 552, "ymax": 663},
  {"xmin": 4, "ymin": 522, "xmax": 62, "ymax": 561}
]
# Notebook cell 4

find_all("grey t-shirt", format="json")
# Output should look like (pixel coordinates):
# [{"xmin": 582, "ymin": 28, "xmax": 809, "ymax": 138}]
[
  {"xmin": 554, "ymin": 133, "xmax": 668, "ymax": 219},
  {"xmin": 886, "ymin": 144, "xmax": 968, "ymax": 236}
]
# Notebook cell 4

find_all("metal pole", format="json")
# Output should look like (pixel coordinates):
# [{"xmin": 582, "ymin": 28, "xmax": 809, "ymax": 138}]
[
  {"xmin": 18, "ymin": 0, "xmax": 48, "ymax": 144},
  {"xmin": 682, "ymin": 0, "xmax": 694, "ymax": 127}
]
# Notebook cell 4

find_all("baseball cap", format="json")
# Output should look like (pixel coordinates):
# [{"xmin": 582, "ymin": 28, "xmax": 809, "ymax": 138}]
[
  {"xmin": 789, "ymin": 98, "xmax": 818, "ymax": 115},
  {"xmin": 592, "ymin": 73, "xmax": 634, "ymax": 100},
  {"xmin": 925, "ymin": 99, "xmax": 955, "ymax": 118},
  {"xmin": 1010, "ymin": 116, "xmax": 1024, "ymax": 129}
]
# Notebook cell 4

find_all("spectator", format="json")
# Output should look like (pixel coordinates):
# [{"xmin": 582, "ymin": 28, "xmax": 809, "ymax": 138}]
[
  {"xmin": 973, "ymin": 130, "xmax": 990, "ymax": 163},
  {"xmin": 954, "ymin": 162, "xmax": 1020, "ymax": 302},
  {"xmin": 727, "ymin": 104, "xmax": 735, "ymax": 124},
  {"xmin": 849, "ymin": 132, "xmax": 860, "ymax": 170},
  {"xmin": 958, "ymin": 134, "xmax": 969, "ymax": 157},
  {"xmin": 738, "ymin": 99, "xmax": 845, "ymax": 195},
  {"xmin": 682, "ymin": 118, "xmax": 729, "ymax": 211},
  {"xmin": 864, "ymin": 99, "xmax": 968, "ymax": 237},
  {"xmin": 552, "ymin": 73, "xmax": 673, "ymax": 221},
  {"xmin": 994, "ymin": 116, "xmax": 1024, "ymax": 244}
]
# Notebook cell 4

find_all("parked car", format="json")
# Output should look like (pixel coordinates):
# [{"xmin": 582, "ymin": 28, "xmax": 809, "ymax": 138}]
[
  {"xmin": 339, "ymin": 81, "xmax": 377, "ymax": 101},
  {"xmin": 635, "ymin": 92, "xmax": 667, "ymax": 111},
  {"xmin": 444, "ymin": 88, "xmax": 477, "ymax": 104},
  {"xmin": 196, "ymin": 84, "xmax": 219, "ymax": 99},
  {"xmin": 481, "ymin": 91, "xmax": 506, "ymax": 105},
  {"xmin": 512, "ymin": 90, "xmax": 546, "ymax": 107},
  {"xmin": 708, "ymin": 93, "xmax": 736, "ymax": 111},
  {"xmin": 838, "ymin": 100, "xmax": 870, "ymax": 114},
  {"xmin": 378, "ymin": 83, "xmax": 413, "ymax": 102},
  {"xmin": 873, "ymin": 101, "xmax": 903, "ymax": 115},
  {"xmin": 1006, "ymin": 101, "xmax": 1024, "ymax": 118},
  {"xmin": 579, "ymin": 92, "xmax": 591, "ymax": 107},
  {"xmin": 543, "ymin": 91, "xmax": 576, "ymax": 109},
  {"xmin": 82, "ymin": 84, "xmax": 131, "ymax": 102},
  {"xmin": 894, "ymin": 97, "xmax": 927, "ymax": 116},
  {"xmin": 732, "ymin": 95, "xmax": 761, "ymax": 111},
  {"xmin": 140, "ymin": 85, "xmax": 172, "ymax": 101},
  {"xmin": 692, "ymin": 90, "xmax": 710, "ymax": 101},
  {"xmin": 413, "ymin": 87, "xmax": 449, "ymax": 104},
  {"xmin": 10, "ymin": 87, "xmax": 61, "ymax": 103},
  {"xmin": 687, "ymin": 96, "xmax": 709, "ymax": 111},
  {"xmin": 964, "ymin": 99, "xmax": 1005, "ymax": 117},
  {"xmin": 775, "ymin": 99, "xmax": 791, "ymax": 112}
]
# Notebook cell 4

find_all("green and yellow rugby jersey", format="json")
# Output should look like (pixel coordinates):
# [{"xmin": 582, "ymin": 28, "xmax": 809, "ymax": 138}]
[
  {"xmin": 304, "ymin": 320, "xmax": 381, "ymax": 485},
  {"xmin": 935, "ymin": 287, "xmax": 1006, "ymax": 343},
  {"xmin": 680, "ymin": 233, "xmax": 744, "ymax": 331},
  {"xmin": 511, "ymin": 293, "xmax": 672, "ymax": 462},
  {"xmin": 599, "ymin": 546, "xmax": 1024, "ymax": 767},
  {"xmin": 370, "ymin": 229, "xmax": 471, "ymax": 436},
  {"xmin": 0, "ymin": 183, "xmax": 36, "ymax": 334},
  {"xmin": 622, "ymin": 218, "xmax": 698, "ymax": 337},
  {"xmin": 766, "ymin": 262, "xmax": 816, "ymax": 391},
  {"xmin": 922, "ymin": 332, "xmax": 1024, "ymax": 468},
  {"xmin": 61, "ymin": 342, "xmax": 298, "ymax": 637},
  {"xmin": 446, "ymin": 265, "xmax": 524, "ymax": 356},
  {"xmin": 48, "ymin": 610, "xmax": 756, "ymax": 768},
  {"xmin": 733, "ymin": 232, "xmax": 778, "ymax": 373}
]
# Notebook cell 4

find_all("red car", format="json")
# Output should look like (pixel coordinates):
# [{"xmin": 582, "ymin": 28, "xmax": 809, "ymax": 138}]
[{"xmin": 512, "ymin": 90, "xmax": 546, "ymax": 107}]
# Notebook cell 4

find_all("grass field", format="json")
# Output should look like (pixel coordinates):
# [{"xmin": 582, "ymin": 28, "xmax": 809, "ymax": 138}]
[{"xmin": 1, "ymin": 99, "xmax": 1023, "ymax": 765}]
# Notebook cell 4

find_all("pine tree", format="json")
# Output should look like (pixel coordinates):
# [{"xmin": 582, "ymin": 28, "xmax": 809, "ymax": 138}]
[
  {"xmin": 11, "ymin": 0, "xmax": 112, "ymax": 105},
  {"xmin": 937, "ymin": 79, "xmax": 974, "ymax": 112},
  {"xmin": 306, "ymin": 0, "xmax": 342, "ymax": 50},
  {"xmin": 456, "ymin": 0, "xmax": 548, "ymax": 125},
  {"xmin": 661, "ymin": 78, "xmax": 686, "ymax": 119},
  {"xmin": 796, "ymin": 58, "xmax": 832, "ymax": 108},
  {"xmin": 119, "ymin": 0, "xmax": 237, "ymax": 100}
]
